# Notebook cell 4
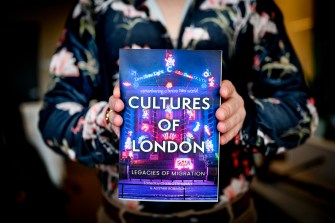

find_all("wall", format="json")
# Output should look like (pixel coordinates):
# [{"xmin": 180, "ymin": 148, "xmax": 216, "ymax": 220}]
[
  {"xmin": 276, "ymin": 0, "xmax": 315, "ymax": 84},
  {"xmin": 4, "ymin": 0, "xmax": 76, "ymax": 187}
]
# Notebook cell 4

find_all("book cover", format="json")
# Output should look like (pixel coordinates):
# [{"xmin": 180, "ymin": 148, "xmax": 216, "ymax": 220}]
[{"xmin": 118, "ymin": 49, "xmax": 222, "ymax": 202}]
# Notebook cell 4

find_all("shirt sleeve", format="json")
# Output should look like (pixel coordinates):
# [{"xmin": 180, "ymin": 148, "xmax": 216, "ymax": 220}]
[
  {"xmin": 238, "ymin": 1, "xmax": 318, "ymax": 156},
  {"xmin": 38, "ymin": 0, "xmax": 119, "ymax": 166}
]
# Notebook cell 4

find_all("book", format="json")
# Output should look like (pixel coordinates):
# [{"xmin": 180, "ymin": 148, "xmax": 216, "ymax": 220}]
[{"xmin": 118, "ymin": 49, "xmax": 222, "ymax": 202}]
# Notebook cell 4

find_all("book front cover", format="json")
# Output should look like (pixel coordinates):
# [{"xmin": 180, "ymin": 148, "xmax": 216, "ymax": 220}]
[{"xmin": 118, "ymin": 49, "xmax": 222, "ymax": 202}]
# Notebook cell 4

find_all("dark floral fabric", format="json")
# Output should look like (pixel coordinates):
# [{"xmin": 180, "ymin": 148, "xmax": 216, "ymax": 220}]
[{"xmin": 38, "ymin": 0, "xmax": 318, "ymax": 215}]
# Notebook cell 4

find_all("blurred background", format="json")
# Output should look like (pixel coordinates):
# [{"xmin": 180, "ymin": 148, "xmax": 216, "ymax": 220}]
[{"xmin": 2, "ymin": 0, "xmax": 334, "ymax": 222}]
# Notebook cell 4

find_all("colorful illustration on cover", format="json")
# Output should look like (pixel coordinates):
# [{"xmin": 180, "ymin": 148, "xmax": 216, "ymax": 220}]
[{"xmin": 118, "ymin": 49, "xmax": 222, "ymax": 201}]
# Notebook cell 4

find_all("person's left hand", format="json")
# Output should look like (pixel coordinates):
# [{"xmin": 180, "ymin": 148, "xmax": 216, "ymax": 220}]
[
  {"xmin": 107, "ymin": 82, "xmax": 124, "ymax": 138},
  {"xmin": 215, "ymin": 80, "xmax": 246, "ymax": 145}
]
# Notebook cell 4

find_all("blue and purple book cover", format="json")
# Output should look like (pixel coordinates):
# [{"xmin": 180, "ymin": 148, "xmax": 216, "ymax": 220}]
[{"xmin": 118, "ymin": 49, "xmax": 222, "ymax": 202}]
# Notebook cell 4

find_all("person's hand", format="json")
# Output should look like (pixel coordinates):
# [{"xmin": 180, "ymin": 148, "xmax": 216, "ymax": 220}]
[
  {"xmin": 107, "ymin": 82, "xmax": 124, "ymax": 138},
  {"xmin": 216, "ymin": 80, "xmax": 246, "ymax": 145}
]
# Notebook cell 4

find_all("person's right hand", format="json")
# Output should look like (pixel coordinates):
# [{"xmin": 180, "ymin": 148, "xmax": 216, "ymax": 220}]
[{"xmin": 107, "ymin": 82, "xmax": 124, "ymax": 138}]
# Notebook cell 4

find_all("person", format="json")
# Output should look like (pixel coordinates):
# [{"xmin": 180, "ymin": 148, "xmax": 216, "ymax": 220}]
[{"xmin": 38, "ymin": 0, "xmax": 319, "ymax": 222}]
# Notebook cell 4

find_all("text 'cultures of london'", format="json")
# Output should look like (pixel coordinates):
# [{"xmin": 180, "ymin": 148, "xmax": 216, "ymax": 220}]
[{"xmin": 128, "ymin": 96, "xmax": 211, "ymax": 154}]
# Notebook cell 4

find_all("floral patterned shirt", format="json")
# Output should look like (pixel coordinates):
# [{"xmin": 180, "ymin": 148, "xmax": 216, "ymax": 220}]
[{"xmin": 38, "ymin": 0, "xmax": 318, "ymax": 215}]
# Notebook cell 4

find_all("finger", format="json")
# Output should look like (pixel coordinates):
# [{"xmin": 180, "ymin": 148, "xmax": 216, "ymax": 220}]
[
  {"xmin": 108, "ymin": 108, "xmax": 123, "ymax": 128},
  {"xmin": 215, "ymin": 96, "xmax": 241, "ymax": 121},
  {"xmin": 219, "ymin": 122, "xmax": 243, "ymax": 145},
  {"xmin": 105, "ymin": 107, "xmax": 122, "ymax": 138},
  {"xmin": 217, "ymin": 107, "xmax": 245, "ymax": 133},
  {"xmin": 103, "ymin": 106, "xmax": 121, "ymax": 138},
  {"xmin": 113, "ymin": 81, "xmax": 121, "ymax": 98},
  {"xmin": 220, "ymin": 80, "xmax": 235, "ymax": 99},
  {"xmin": 107, "ymin": 82, "xmax": 125, "ymax": 132},
  {"xmin": 109, "ymin": 85, "xmax": 124, "ymax": 114},
  {"xmin": 109, "ymin": 97, "xmax": 124, "ymax": 114}
]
